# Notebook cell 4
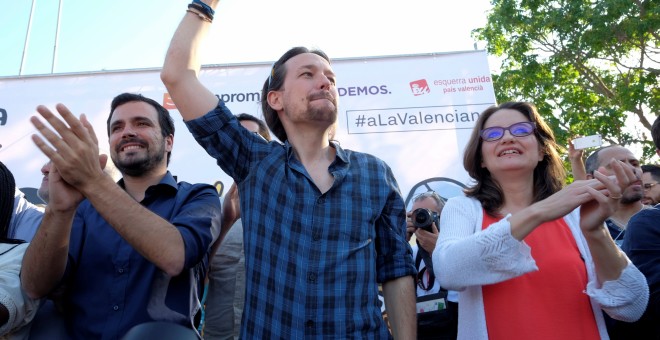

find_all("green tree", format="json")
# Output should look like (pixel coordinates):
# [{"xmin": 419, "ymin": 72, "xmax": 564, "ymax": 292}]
[{"xmin": 474, "ymin": 0, "xmax": 659, "ymax": 161}]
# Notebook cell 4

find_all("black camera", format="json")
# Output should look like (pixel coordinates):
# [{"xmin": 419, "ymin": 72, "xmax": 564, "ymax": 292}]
[{"xmin": 411, "ymin": 208, "xmax": 439, "ymax": 231}]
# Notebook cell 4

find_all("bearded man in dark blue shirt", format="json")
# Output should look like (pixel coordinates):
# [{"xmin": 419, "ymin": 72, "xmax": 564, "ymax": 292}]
[{"xmin": 21, "ymin": 93, "xmax": 221, "ymax": 339}]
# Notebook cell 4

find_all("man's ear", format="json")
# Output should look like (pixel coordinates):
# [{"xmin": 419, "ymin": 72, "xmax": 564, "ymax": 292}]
[
  {"xmin": 165, "ymin": 134, "xmax": 174, "ymax": 152},
  {"xmin": 267, "ymin": 91, "xmax": 283, "ymax": 111}
]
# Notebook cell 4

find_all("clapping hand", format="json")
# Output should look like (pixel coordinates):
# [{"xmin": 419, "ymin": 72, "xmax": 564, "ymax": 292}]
[
  {"xmin": 580, "ymin": 158, "xmax": 637, "ymax": 233},
  {"xmin": 31, "ymin": 104, "xmax": 108, "ymax": 211}
]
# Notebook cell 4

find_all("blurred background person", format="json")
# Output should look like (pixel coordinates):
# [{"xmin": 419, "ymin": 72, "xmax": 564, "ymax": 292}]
[
  {"xmin": 0, "ymin": 161, "xmax": 41, "ymax": 336},
  {"xmin": 204, "ymin": 113, "xmax": 270, "ymax": 340},
  {"xmin": 406, "ymin": 191, "xmax": 457, "ymax": 339},
  {"xmin": 640, "ymin": 164, "xmax": 660, "ymax": 206},
  {"xmin": 584, "ymin": 145, "xmax": 645, "ymax": 247}
]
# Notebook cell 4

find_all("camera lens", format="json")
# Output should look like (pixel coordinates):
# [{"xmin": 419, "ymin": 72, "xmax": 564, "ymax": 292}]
[
  {"xmin": 412, "ymin": 208, "xmax": 433, "ymax": 229},
  {"xmin": 415, "ymin": 212, "xmax": 429, "ymax": 225}
]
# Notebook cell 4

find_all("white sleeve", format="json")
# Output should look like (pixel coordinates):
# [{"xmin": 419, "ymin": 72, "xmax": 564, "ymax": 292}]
[
  {"xmin": 432, "ymin": 196, "xmax": 538, "ymax": 290},
  {"xmin": 0, "ymin": 244, "xmax": 40, "ymax": 336},
  {"xmin": 587, "ymin": 263, "xmax": 649, "ymax": 322}
]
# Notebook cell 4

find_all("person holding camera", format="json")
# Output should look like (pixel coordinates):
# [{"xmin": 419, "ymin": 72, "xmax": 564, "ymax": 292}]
[{"xmin": 406, "ymin": 191, "xmax": 458, "ymax": 339}]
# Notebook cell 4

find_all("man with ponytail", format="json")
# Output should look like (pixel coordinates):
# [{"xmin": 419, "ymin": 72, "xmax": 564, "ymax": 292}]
[{"xmin": 0, "ymin": 161, "xmax": 41, "ymax": 335}]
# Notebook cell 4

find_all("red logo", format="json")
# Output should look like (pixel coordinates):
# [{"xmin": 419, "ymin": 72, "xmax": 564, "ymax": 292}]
[
  {"xmin": 163, "ymin": 93, "xmax": 177, "ymax": 110},
  {"xmin": 409, "ymin": 79, "xmax": 430, "ymax": 96}
]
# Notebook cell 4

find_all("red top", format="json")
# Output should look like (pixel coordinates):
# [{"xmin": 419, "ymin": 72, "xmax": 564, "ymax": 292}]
[{"xmin": 481, "ymin": 211, "xmax": 600, "ymax": 340}]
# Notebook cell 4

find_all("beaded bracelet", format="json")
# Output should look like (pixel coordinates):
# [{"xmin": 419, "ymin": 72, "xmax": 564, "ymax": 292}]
[
  {"xmin": 188, "ymin": 3, "xmax": 213, "ymax": 20},
  {"xmin": 186, "ymin": 8, "xmax": 212, "ymax": 23},
  {"xmin": 191, "ymin": 0, "xmax": 215, "ymax": 18}
]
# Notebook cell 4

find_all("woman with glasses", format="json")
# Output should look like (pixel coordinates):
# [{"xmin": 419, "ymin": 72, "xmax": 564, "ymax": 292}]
[{"xmin": 433, "ymin": 102, "xmax": 648, "ymax": 339}]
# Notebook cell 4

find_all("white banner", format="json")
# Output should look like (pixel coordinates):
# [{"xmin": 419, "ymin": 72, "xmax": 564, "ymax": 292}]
[{"xmin": 0, "ymin": 51, "xmax": 495, "ymax": 207}]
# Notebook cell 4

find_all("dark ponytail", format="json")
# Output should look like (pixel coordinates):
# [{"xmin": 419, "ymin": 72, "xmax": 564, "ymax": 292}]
[{"xmin": 0, "ymin": 161, "xmax": 24, "ymax": 244}]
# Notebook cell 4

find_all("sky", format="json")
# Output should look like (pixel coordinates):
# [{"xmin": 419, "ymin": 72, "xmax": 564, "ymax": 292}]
[{"xmin": 0, "ymin": 0, "xmax": 495, "ymax": 77}]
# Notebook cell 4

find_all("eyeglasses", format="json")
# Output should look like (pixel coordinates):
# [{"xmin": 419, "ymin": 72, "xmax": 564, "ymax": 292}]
[
  {"xmin": 643, "ymin": 182, "xmax": 657, "ymax": 191},
  {"xmin": 480, "ymin": 122, "xmax": 536, "ymax": 142}
]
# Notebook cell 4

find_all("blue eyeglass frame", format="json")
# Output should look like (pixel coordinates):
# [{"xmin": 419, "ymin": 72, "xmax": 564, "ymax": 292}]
[{"xmin": 480, "ymin": 122, "xmax": 536, "ymax": 142}]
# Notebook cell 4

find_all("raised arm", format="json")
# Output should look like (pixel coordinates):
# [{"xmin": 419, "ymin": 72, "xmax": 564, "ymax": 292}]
[
  {"xmin": 208, "ymin": 183, "xmax": 240, "ymax": 262},
  {"xmin": 580, "ymin": 159, "xmax": 634, "ymax": 282},
  {"xmin": 569, "ymin": 138, "xmax": 587, "ymax": 181},
  {"xmin": 161, "ymin": 0, "xmax": 220, "ymax": 121}
]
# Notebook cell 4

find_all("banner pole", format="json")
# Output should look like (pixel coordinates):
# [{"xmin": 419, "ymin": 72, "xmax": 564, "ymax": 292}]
[
  {"xmin": 19, "ymin": 0, "xmax": 37, "ymax": 76},
  {"xmin": 51, "ymin": 0, "xmax": 64, "ymax": 74}
]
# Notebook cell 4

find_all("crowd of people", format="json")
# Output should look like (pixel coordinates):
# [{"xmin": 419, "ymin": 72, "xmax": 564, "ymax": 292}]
[{"xmin": 0, "ymin": 0, "xmax": 658, "ymax": 339}]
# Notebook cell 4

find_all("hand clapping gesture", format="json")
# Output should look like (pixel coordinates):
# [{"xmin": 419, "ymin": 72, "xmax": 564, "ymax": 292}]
[
  {"xmin": 580, "ymin": 158, "xmax": 637, "ymax": 233},
  {"xmin": 30, "ymin": 104, "xmax": 108, "ymax": 211}
]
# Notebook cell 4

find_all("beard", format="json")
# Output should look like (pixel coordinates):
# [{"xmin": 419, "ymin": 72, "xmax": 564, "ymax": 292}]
[
  {"xmin": 281, "ymin": 90, "xmax": 339, "ymax": 135},
  {"xmin": 112, "ymin": 138, "xmax": 166, "ymax": 177},
  {"xmin": 37, "ymin": 185, "xmax": 48, "ymax": 204},
  {"xmin": 305, "ymin": 90, "xmax": 338, "ymax": 122},
  {"xmin": 307, "ymin": 104, "xmax": 338, "ymax": 123},
  {"xmin": 620, "ymin": 187, "xmax": 643, "ymax": 204}
]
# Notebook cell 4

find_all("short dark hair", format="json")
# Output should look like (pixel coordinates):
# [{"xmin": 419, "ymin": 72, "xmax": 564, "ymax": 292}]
[
  {"xmin": 0, "ymin": 161, "xmax": 16, "ymax": 240},
  {"xmin": 236, "ymin": 113, "xmax": 271, "ymax": 141},
  {"xmin": 584, "ymin": 145, "xmax": 625, "ymax": 176},
  {"xmin": 585, "ymin": 146, "xmax": 609, "ymax": 176},
  {"xmin": 652, "ymin": 115, "xmax": 660, "ymax": 149},
  {"xmin": 642, "ymin": 164, "xmax": 660, "ymax": 182},
  {"xmin": 462, "ymin": 102, "xmax": 564, "ymax": 216},
  {"xmin": 107, "ymin": 93, "xmax": 175, "ymax": 164},
  {"xmin": 260, "ymin": 47, "xmax": 330, "ymax": 142}
]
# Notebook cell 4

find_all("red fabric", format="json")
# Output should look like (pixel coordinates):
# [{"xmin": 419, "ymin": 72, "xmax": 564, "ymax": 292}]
[{"xmin": 481, "ymin": 211, "xmax": 600, "ymax": 340}]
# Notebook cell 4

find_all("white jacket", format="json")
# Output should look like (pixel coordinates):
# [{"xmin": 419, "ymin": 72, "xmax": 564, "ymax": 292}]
[
  {"xmin": 0, "ymin": 243, "xmax": 40, "ymax": 337},
  {"xmin": 433, "ymin": 196, "xmax": 649, "ymax": 340}
]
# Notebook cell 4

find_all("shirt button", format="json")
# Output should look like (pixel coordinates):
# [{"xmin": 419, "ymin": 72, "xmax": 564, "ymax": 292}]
[
  {"xmin": 307, "ymin": 273, "xmax": 317, "ymax": 283},
  {"xmin": 113, "ymin": 305, "xmax": 119, "ymax": 311},
  {"xmin": 118, "ymin": 268, "xmax": 124, "ymax": 274},
  {"xmin": 316, "ymin": 197, "xmax": 324, "ymax": 204},
  {"xmin": 312, "ymin": 233, "xmax": 321, "ymax": 241},
  {"xmin": 305, "ymin": 320, "xmax": 314, "ymax": 328}
]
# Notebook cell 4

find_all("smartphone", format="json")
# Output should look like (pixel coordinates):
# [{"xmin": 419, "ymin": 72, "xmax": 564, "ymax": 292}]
[{"xmin": 572, "ymin": 134, "xmax": 603, "ymax": 150}]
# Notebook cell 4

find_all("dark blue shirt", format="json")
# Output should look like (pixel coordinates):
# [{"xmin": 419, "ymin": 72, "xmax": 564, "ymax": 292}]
[
  {"xmin": 63, "ymin": 172, "xmax": 221, "ymax": 339},
  {"xmin": 605, "ymin": 218, "xmax": 625, "ymax": 247},
  {"xmin": 186, "ymin": 100, "xmax": 416, "ymax": 339},
  {"xmin": 620, "ymin": 206, "xmax": 660, "ymax": 338}
]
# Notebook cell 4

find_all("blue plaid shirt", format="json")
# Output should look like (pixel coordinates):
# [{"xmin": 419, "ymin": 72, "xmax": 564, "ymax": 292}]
[{"xmin": 186, "ymin": 100, "xmax": 415, "ymax": 339}]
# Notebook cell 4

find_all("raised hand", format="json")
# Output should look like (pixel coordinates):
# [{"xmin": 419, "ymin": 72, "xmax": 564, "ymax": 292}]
[
  {"xmin": 568, "ymin": 137, "xmax": 584, "ymax": 161},
  {"xmin": 44, "ymin": 161, "xmax": 86, "ymax": 212},
  {"xmin": 415, "ymin": 222, "xmax": 439, "ymax": 254},
  {"xmin": 568, "ymin": 137, "xmax": 587, "ymax": 180},
  {"xmin": 30, "ymin": 104, "xmax": 108, "ymax": 194},
  {"xmin": 405, "ymin": 210, "xmax": 416, "ymax": 242},
  {"xmin": 580, "ymin": 158, "xmax": 637, "ymax": 233}
]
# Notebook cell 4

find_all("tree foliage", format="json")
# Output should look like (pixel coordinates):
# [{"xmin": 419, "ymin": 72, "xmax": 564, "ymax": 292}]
[{"xmin": 474, "ymin": 0, "xmax": 659, "ymax": 160}]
